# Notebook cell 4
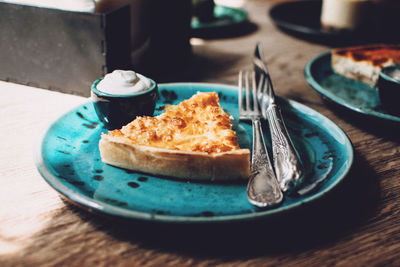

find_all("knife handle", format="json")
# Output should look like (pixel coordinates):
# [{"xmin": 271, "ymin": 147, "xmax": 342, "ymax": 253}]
[{"xmin": 266, "ymin": 104, "xmax": 304, "ymax": 192}]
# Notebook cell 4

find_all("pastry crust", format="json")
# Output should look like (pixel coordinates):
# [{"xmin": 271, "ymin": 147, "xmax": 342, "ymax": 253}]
[
  {"xmin": 99, "ymin": 133, "xmax": 250, "ymax": 180},
  {"xmin": 99, "ymin": 93, "xmax": 250, "ymax": 180},
  {"xmin": 332, "ymin": 44, "xmax": 400, "ymax": 86}
]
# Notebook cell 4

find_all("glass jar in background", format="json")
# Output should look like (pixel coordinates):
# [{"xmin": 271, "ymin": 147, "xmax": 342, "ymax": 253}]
[
  {"xmin": 95, "ymin": 0, "xmax": 192, "ymax": 79},
  {"xmin": 320, "ymin": 0, "xmax": 372, "ymax": 31}
]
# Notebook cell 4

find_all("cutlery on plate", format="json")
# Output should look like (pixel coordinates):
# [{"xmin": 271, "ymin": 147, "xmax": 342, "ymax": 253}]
[
  {"xmin": 238, "ymin": 69, "xmax": 283, "ymax": 208},
  {"xmin": 253, "ymin": 42, "xmax": 304, "ymax": 192}
]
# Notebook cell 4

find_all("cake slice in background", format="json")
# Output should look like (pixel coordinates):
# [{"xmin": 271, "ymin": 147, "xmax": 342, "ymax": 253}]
[{"xmin": 331, "ymin": 44, "xmax": 400, "ymax": 87}]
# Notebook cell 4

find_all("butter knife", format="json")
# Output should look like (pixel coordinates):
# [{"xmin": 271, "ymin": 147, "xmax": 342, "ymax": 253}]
[{"xmin": 253, "ymin": 42, "xmax": 304, "ymax": 192}]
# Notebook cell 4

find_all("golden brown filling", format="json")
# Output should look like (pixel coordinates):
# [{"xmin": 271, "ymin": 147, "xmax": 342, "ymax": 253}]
[{"xmin": 108, "ymin": 92, "xmax": 240, "ymax": 153}]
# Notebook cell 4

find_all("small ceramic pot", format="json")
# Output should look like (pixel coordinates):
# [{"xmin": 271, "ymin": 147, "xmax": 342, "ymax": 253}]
[
  {"xmin": 91, "ymin": 77, "xmax": 158, "ymax": 130},
  {"xmin": 378, "ymin": 65, "xmax": 400, "ymax": 114}
]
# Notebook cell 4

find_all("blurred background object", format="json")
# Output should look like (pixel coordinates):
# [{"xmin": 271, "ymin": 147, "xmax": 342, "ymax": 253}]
[
  {"xmin": 320, "ymin": 0, "xmax": 371, "ymax": 31},
  {"xmin": 192, "ymin": 0, "xmax": 215, "ymax": 22},
  {"xmin": 94, "ymin": 0, "xmax": 192, "ymax": 80},
  {"xmin": 95, "ymin": 0, "xmax": 148, "ymax": 54},
  {"xmin": 0, "ymin": 0, "xmax": 192, "ymax": 96},
  {"xmin": 269, "ymin": 0, "xmax": 400, "ymax": 46},
  {"xmin": 190, "ymin": 0, "xmax": 255, "ymax": 39},
  {"xmin": 0, "ymin": 0, "xmax": 96, "ymax": 12}
]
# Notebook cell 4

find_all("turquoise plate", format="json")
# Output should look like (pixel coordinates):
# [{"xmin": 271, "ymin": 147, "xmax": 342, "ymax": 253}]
[
  {"xmin": 305, "ymin": 52, "xmax": 400, "ymax": 123},
  {"xmin": 191, "ymin": 5, "xmax": 248, "ymax": 36},
  {"xmin": 35, "ymin": 83, "xmax": 353, "ymax": 223}
]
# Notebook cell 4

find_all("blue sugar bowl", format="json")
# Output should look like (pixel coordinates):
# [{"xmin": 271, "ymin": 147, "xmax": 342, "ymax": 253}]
[
  {"xmin": 91, "ymin": 71, "xmax": 158, "ymax": 130},
  {"xmin": 378, "ymin": 65, "xmax": 400, "ymax": 114}
]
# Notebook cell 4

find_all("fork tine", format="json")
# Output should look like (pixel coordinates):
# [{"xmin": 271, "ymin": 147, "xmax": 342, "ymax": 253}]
[
  {"xmin": 239, "ymin": 69, "xmax": 265, "ymax": 118},
  {"xmin": 256, "ymin": 72, "xmax": 264, "ymax": 112},
  {"xmin": 238, "ymin": 70, "xmax": 243, "ymax": 112},
  {"xmin": 252, "ymin": 71, "xmax": 259, "ymax": 113},
  {"xmin": 245, "ymin": 71, "xmax": 251, "ymax": 111}
]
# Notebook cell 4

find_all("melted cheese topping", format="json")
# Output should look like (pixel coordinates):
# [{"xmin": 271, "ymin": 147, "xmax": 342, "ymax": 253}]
[{"xmin": 108, "ymin": 92, "xmax": 241, "ymax": 153}]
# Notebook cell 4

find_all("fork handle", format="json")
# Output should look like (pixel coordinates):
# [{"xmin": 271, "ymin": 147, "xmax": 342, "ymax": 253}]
[
  {"xmin": 246, "ymin": 118, "xmax": 283, "ymax": 208},
  {"xmin": 266, "ymin": 104, "xmax": 304, "ymax": 192}
]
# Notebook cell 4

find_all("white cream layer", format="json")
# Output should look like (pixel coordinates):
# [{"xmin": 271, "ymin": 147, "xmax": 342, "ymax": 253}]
[{"xmin": 97, "ymin": 70, "xmax": 152, "ymax": 95}]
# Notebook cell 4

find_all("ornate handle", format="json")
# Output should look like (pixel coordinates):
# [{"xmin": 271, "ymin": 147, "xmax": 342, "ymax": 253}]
[
  {"xmin": 246, "ymin": 118, "xmax": 283, "ymax": 208},
  {"xmin": 266, "ymin": 104, "xmax": 304, "ymax": 192}
]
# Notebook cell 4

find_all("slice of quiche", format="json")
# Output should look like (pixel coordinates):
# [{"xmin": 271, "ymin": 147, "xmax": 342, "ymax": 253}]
[
  {"xmin": 99, "ymin": 92, "xmax": 250, "ymax": 180},
  {"xmin": 332, "ymin": 44, "xmax": 400, "ymax": 87}
]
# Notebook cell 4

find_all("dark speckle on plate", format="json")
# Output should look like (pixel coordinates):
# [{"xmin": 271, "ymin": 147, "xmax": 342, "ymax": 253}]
[
  {"xmin": 128, "ymin": 182, "xmax": 140, "ymax": 188},
  {"xmin": 70, "ymin": 181, "xmax": 85, "ymax": 186},
  {"xmin": 57, "ymin": 150, "xmax": 71, "ymax": 155},
  {"xmin": 218, "ymin": 92, "xmax": 227, "ymax": 101},
  {"xmin": 82, "ymin": 123, "xmax": 98, "ymax": 129},
  {"xmin": 93, "ymin": 175, "xmax": 103, "ymax": 181},
  {"xmin": 138, "ymin": 177, "xmax": 148, "ymax": 182},
  {"xmin": 160, "ymin": 89, "xmax": 178, "ymax": 104},
  {"xmin": 76, "ymin": 111, "xmax": 99, "ymax": 129},
  {"xmin": 76, "ymin": 112, "xmax": 88, "ymax": 121}
]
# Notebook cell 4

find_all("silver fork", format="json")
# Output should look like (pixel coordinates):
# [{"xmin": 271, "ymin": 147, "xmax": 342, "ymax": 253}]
[{"xmin": 238, "ymin": 70, "xmax": 283, "ymax": 208}]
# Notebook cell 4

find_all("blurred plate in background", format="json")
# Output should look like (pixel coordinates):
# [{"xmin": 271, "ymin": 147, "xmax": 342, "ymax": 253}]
[
  {"xmin": 305, "ymin": 52, "xmax": 400, "ymax": 123},
  {"xmin": 269, "ymin": 0, "xmax": 400, "ymax": 46}
]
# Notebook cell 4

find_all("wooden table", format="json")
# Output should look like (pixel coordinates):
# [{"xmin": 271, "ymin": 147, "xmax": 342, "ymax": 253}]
[{"xmin": 1, "ymin": 0, "xmax": 400, "ymax": 266}]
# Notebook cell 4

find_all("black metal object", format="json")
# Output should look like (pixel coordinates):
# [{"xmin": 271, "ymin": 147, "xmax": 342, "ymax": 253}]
[{"xmin": 0, "ymin": 2, "xmax": 131, "ymax": 96}]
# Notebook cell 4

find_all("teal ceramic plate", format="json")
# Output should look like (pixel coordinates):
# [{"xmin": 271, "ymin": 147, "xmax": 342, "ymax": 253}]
[
  {"xmin": 191, "ymin": 5, "xmax": 248, "ymax": 36},
  {"xmin": 35, "ymin": 83, "xmax": 353, "ymax": 223},
  {"xmin": 305, "ymin": 52, "xmax": 400, "ymax": 123}
]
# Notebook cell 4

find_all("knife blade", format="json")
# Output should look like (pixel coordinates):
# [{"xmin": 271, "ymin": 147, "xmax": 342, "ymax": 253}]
[{"xmin": 253, "ymin": 42, "xmax": 304, "ymax": 193}]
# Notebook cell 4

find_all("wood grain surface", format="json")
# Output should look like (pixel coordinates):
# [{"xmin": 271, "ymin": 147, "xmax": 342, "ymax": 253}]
[{"xmin": 1, "ymin": 0, "xmax": 400, "ymax": 266}]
